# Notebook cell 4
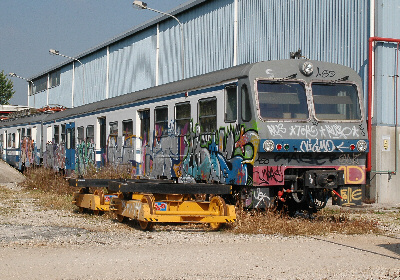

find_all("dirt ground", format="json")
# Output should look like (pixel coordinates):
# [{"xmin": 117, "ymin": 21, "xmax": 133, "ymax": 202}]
[{"xmin": 0, "ymin": 181, "xmax": 399, "ymax": 280}]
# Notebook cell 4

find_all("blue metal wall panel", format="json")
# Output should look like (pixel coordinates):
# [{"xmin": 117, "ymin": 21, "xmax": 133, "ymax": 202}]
[
  {"xmin": 49, "ymin": 65, "xmax": 73, "ymax": 108},
  {"xmin": 108, "ymin": 28, "xmax": 157, "ymax": 98},
  {"xmin": 159, "ymin": 0, "xmax": 234, "ymax": 84},
  {"xmin": 34, "ymin": 0, "xmax": 373, "ymax": 114},
  {"xmin": 237, "ymin": 0, "xmax": 369, "ymax": 85},
  {"xmin": 373, "ymin": 0, "xmax": 400, "ymax": 125},
  {"xmin": 32, "ymin": 91, "xmax": 48, "ymax": 108},
  {"xmin": 73, "ymin": 49, "xmax": 107, "ymax": 107}
]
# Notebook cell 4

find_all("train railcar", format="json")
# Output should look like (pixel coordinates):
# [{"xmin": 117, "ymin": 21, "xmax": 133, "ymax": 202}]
[{"xmin": 0, "ymin": 59, "xmax": 368, "ymax": 212}]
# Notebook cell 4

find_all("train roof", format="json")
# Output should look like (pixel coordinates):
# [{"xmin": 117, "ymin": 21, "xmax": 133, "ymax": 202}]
[
  {"xmin": 0, "ymin": 59, "xmax": 362, "ymax": 128},
  {"xmin": 1, "ymin": 62, "xmax": 252, "ymax": 127}
]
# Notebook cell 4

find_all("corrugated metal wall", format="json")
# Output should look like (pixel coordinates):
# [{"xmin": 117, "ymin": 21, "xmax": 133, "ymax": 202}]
[
  {"xmin": 109, "ymin": 28, "xmax": 157, "ymax": 98},
  {"xmin": 374, "ymin": 0, "xmax": 400, "ymax": 125},
  {"xmin": 42, "ymin": 0, "xmax": 371, "ymax": 110},
  {"xmin": 237, "ymin": 0, "xmax": 369, "ymax": 85},
  {"xmin": 48, "ymin": 65, "xmax": 73, "ymax": 107}
]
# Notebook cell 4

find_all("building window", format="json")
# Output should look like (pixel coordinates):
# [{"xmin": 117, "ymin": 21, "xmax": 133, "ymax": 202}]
[
  {"xmin": 199, "ymin": 98, "xmax": 217, "ymax": 133},
  {"xmin": 122, "ymin": 120, "xmax": 133, "ymax": 137},
  {"xmin": 155, "ymin": 106, "xmax": 168, "ymax": 137},
  {"xmin": 33, "ymin": 75, "xmax": 47, "ymax": 94},
  {"xmin": 225, "ymin": 85, "xmax": 237, "ymax": 122},
  {"xmin": 175, "ymin": 102, "xmax": 191, "ymax": 134},
  {"xmin": 49, "ymin": 70, "xmax": 60, "ymax": 88},
  {"xmin": 86, "ymin": 125, "xmax": 94, "ymax": 144}
]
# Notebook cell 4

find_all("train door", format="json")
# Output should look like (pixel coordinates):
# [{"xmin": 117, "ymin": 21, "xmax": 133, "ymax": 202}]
[
  {"xmin": 65, "ymin": 122, "xmax": 76, "ymax": 172},
  {"xmin": 98, "ymin": 117, "xmax": 106, "ymax": 167},
  {"xmin": 139, "ymin": 109, "xmax": 150, "ymax": 176}
]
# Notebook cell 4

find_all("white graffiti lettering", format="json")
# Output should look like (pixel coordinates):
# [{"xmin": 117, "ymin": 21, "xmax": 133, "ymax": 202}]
[
  {"xmin": 267, "ymin": 124, "xmax": 286, "ymax": 137},
  {"xmin": 289, "ymin": 124, "xmax": 361, "ymax": 139},
  {"xmin": 300, "ymin": 139, "xmax": 345, "ymax": 152}
]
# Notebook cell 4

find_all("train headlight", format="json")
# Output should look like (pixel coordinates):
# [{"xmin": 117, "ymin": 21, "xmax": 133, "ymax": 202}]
[
  {"xmin": 263, "ymin": 140, "xmax": 275, "ymax": 152},
  {"xmin": 357, "ymin": 140, "xmax": 367, "ymax": 152},
  {"xmin": 300, "ymin": 61, "xmax": 313, "ymax": 76}
]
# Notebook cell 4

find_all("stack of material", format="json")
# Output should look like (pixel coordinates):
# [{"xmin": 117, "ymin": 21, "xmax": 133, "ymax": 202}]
[{"xmin": 0, "ymin": 160, "xmax": 25, "ymax": 184}]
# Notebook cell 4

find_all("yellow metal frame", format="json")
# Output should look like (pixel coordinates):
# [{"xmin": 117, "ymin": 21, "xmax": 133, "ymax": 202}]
[{"xmin": 72, "ymin": 188, "xmax": 236, "ymax": 230}]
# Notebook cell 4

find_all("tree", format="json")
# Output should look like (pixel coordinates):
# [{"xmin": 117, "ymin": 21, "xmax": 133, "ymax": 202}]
[{"xmin": 0, "ymin": 70, "xmax": 15, "ymax": 105}]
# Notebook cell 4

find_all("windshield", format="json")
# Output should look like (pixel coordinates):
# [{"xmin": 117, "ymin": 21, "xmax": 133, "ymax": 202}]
[
  {"xmin": 312, "ymin": 83, "xmax": 361, "ymax": 120},
  {"xmin": 257, "ymin": 81, "xmax": 308, "ymax": 120}
]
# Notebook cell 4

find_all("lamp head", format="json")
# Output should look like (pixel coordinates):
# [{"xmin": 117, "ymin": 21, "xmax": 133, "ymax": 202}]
[
  {"xmin": 49, "ymin": 49, "xmax": 59, "ymax": 55},
  {"xmin": 133, "ymin": 1, "xmax": 147, "ymax": 9}
]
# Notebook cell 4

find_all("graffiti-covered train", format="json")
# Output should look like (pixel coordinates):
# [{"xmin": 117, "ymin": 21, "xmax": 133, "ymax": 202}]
[{"xmin": 0, "ymin": 59, "xmax": 368, "ymax": 212}]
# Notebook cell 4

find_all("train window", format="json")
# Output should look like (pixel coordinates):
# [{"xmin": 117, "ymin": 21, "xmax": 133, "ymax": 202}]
[
  {"xmin": 312, "ymin": 83, "xmax": 361, "ymax": 120},
  {"xmin": 225, "ymin": 86, "xmax": 237, "ymax": 122},
  {"xmin": 109, "ymin": 122, "xmax": 118, "ymax": 136},
  {"xmin": 54, "ymin": 125, "xmax": 60, "ymax": 144},
  {"xmin": 21, "ymin": 128, "xmax": 26, "ymax": 138},
  {"xmin": 241, "ymin": 85, "xmax": 251, "ymax": 121},
  {"xmin": 257, "ymin": 81, "xmax": 308, "ymax": 120},
  {"xmin": 27, "ymin": 128, "xmax": 31, "ymax": 138},
  {"xmin": 199, "ymin": 98, "xmax": 217, "ymax": 133},
  {"xmin": 0, "ymin": 135, "xmax": 2, "ymax": 147},
  {"xmin": 139, "ymin": 110, "xmax": 150, "ymax": 144},
  {"xmin": 60, "ymin": 125, "xmax": 65, "ymax": 143},
  {"xmin": 155, "ymin": 106, "xmax": 168, "ymax": 137},
  {"xmin": 8, "ymin": 133, "xmax": 11, "ymax": 148},
  {"xmin": 12, "ymin": 133, "xmax": 15, "ymax": 148},
  {"xmin": 86, "ymin": 125, "xmax": 94, "ymax": 144},
  {"xmin": 77, "ymin": 126, "xmax": 84, "ymax": 143},
  {"xmin": 122, "ymin": 120, "xmax": 133, "ymax": 137},
  {"xmin": 175, "ymin": 102, "xmax": 191, "ymax": 134}
]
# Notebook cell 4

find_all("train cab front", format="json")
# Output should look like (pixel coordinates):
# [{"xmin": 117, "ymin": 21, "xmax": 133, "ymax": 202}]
[{"xmin": 245, "ymin": 59, "xmax": 369, "ymax": 212}]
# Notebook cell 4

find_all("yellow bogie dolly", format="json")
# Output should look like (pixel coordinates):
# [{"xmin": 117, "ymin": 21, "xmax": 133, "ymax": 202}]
[
  {"xmin": 69, "ymin": 178, "xmax": 236, "ymax": 231},
  {"xmin": 111, "ymin": 193, "xmax": 236, "ymax": 231},
  {"xmin": 72, "ymin": 188, "xmax": 117, "ymax": 215}
]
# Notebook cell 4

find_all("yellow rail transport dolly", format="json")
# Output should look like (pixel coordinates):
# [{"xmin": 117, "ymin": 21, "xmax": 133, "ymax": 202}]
[
  {"xmin": 70, "ymin": 179, "xmax": 119, "ymax": 215},
  {"xmin": 69, "ymin": 178, "xmax": 236, "ymax": 231}
]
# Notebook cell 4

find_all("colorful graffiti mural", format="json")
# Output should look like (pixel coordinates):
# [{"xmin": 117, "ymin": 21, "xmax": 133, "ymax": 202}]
[
  {"xmin": 18, "ymin": 137, "xmax": 37, "ymax": 169},
  {"xmin": 147, "ymin": 121, "xmax": 260, "ymax": 185},
  {"xmin": 43, "ymin": 142, "xmax": 65, "ymax": 171}
]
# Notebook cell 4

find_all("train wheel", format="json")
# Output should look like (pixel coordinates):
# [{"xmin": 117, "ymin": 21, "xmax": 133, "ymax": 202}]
[
  {"xmin": 208, "ymin": 196, "xmax": 227, "ymax": 230},
  {"xmin": 78, "ymin": 207, "xmax": 85, "ymax": 213},
  {"xmin": 292, "ymin": 185, "xmax": 308, "ymax": 204},
  {"xmin": 116, "ymin": 214, "xmax": 128, "ymax": 223},
  {"xmin": 139, "ymin": 195, "xmax": 155, "ymax": 231},
  {"xmin": 139, "ymin": 220, "xmax": 154, "ymax": 231}
]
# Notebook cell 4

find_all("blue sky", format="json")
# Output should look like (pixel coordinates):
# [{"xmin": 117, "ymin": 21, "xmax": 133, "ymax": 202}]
[{"xmin": 0, "ymin": 0, "xmax": 188, "ymax": 106}]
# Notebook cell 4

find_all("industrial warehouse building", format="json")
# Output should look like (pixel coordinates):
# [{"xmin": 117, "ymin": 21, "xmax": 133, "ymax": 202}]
[{"xmin": 22, "ymin": 0, "xmax": 400, "ymax": 204}]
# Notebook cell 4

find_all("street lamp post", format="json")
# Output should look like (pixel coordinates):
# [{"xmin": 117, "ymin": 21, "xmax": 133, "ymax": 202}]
[
  {"xmin": 132, "ymin": 0, "xmax": 185, "ymax": 80},
  {"xmin": 49, "ymin": 49, "xmax": 85, "ymax": 106},
  {"xmin": 8, "ymin": 73, "xmax": 35, "ymax": 107}
]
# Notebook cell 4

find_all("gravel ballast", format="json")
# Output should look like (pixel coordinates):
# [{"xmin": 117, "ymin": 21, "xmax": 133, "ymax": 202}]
[{"xmin": 0, "ymin": 182, "xmax": 399, "ymax": 280}]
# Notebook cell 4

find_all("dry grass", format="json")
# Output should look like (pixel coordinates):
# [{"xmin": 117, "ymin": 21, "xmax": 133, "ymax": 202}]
[
  {"xmin": 228, "ymin": 208, "xmax": 381, "ymax": 236},
  {"xmin": 20, "ymin": 165, "xmax": 133, "ymax": 211},
  {"xmin": 19, "ymin": 166, "xmax": 382, "ymax": 235}
]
